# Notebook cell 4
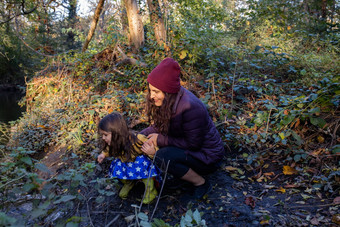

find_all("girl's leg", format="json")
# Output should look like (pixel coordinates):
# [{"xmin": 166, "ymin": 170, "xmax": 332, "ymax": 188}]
[
  {"xmin": 141, "ymin": 178, "xmax": 158, "ymax": 204},
  {"xmin": 119, "ymin": 179, "xmax": 135, "ymax": 199}
]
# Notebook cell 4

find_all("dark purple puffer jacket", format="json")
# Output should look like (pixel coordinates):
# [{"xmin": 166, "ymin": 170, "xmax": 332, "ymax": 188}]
[{"xmin": 141, "ymin": 87, "xmax": 225, "ymax": 165}]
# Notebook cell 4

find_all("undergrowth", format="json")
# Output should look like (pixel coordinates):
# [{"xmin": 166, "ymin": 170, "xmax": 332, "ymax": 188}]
[{"xmin": 0, "ymin": 39, "xmax": 339, "ymax": 225}]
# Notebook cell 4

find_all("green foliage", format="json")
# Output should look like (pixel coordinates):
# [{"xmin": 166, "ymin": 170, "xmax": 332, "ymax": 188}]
[
  {"xmin": 177, "ymin": 209, "xmax": 207, "ymax": 227},
  {"xmin": 1, "ymin": 0, "xmax": 339, "ymax": 225}
]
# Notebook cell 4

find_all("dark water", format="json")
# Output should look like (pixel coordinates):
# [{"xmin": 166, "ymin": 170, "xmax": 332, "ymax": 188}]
[{"xmin": 0, "ymin": 90, "xmax": 25, "ymax": 123}]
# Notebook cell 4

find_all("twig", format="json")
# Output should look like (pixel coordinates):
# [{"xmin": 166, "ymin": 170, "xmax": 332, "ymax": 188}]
[
  {"xmin": 150, "ymin": 160, "xmax": 170, "ymax": 221},
  {"xmin": 230, "ymin": 61, "xmax": 238, "ymax": 114},
  {"xmin": 0, "ymin": 174, "xmax": 27, "ymax": 189},
  {"xmin": 83, "ymin": 195, "xmax": 95, "ymax": 227},
  {"xmin": 212, "ymin": 77, "xmax": 218, "ymax": 108},
  {"xmin": 215, "ymin": 120, "xmax": 229, "ymax": 128},
  {"xmin": 265, "ymin": 108, "xmax": 273, "ymax": 140},
  {"xmin": 288, "ymin": 203, "xmax": 338, "ymax": 209},
  {"xmin": 105, "ymin": 214, "xmax": 120, "ymax": 227},
  {"xmin": 331, "ymin": 119, "xmax": 340, "ymax": 147}
]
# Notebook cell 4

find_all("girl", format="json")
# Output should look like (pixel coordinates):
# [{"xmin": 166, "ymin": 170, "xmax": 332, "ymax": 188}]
[
  {"xmin": 141, "ymin": 58, "xmax": 225, "ymax": 199},
  {"xmin": 97, "ymin": 112, "xmax": 159, "ymax": 204}
]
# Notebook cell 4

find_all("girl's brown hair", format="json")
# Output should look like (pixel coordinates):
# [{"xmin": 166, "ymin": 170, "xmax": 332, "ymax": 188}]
[
  {"xmin": 98, "ymin": 112, "xmax": 138, "ymax": 161},
  {"xmin": 145, "ymin": 89, "xmax": 177, "ymax": 135}
]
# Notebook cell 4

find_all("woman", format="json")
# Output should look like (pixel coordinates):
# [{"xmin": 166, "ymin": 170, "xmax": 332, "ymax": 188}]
[{"xmin": 140, "ymin": 58, "xmax": 225, "ymax": 199}]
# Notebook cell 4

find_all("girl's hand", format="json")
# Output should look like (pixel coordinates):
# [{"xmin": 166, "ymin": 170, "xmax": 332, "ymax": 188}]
[
  {"xmin": 146, "ymin": 133, "xmax": 159, "ymax": 147},
  {"xmin": 141, "ymin": 142, "xmax": 156, "ymax": 155},
  {"xmin": 97, "ymin": 153, "xmax": 106, "ymax": 163}
]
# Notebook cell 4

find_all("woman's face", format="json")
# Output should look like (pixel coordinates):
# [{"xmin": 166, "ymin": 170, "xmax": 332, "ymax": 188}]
[
  {"xmin": 100, "ymin": 130, "xmax": 112, "ymax": 145},
  {"xmin": 149, "ymin": 84, "xmax": 165, "ymax": 107}
]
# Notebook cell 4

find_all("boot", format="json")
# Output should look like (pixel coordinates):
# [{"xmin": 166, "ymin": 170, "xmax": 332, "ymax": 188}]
[
  {"xmin": 142, "ymin": 178, "xmax": 158, "ymax": 204},
  {"xmin": 119, "ymin": 180, "xmax": 135, "ymax": 199}
]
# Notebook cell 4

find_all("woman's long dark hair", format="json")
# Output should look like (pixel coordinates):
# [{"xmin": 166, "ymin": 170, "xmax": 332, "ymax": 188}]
[
  {"xmin": 145, "ymin": 90, "xmax": 177, "ymax": 135},
  {"xmin": 98, "ymin": 113, "xmax": 138, "ymax": 161}
]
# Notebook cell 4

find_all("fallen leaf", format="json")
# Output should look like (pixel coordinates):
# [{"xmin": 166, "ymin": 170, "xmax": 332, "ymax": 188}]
[
  {"xmin": 260, "ymin": 219, "xmax": 270, "ymax": 225},
  {"xmin": 301, "ymin": 193, "xmax": 313, "ymax": 200},
  {"xmin": 332, "ymin": 214, "xmax": 340, "ymax": 225},
  {"xmin": 284, "ymin": 184, "xmax": 300, "ymax": 188},
  {"xmin": 256, "ymin": 175, "xmax": 265, "ymax": 182},
  {"xmin": 333, "ymin": 196, "xmax": 340, "ymax": 204},
  {"xmin": 225, "ymin": 166, "xmax": 238, "ymax": 171},
  {"xmin": 317, "ymin": 136, "xmax": 325, "ymax": 143},
  {"xmin": 275, "ymin": 187, "xmax": 286, "ymax": 193},
  {"xmin": 310, "ymin": 217, "xmax": 320, "ymax": 225},
  {"xmin": 263, "ymin": 172, "xmax": 275, "ymax": 177},
  {"xmin": 295, "ymin": 201, "xmax": 305, "ymax": 204},
  {"xmin": 124, "ymin": 215, "xmax": 135, "ymax": 222},
  {"xmin": 245, "ymin": 196, "xmax": 256, "ymax": 209},
  {"xmin": 264, "ymin": 184, "xmax": 275, "ymax": 189},
  {"xmin": 283, "ymin": 166, "xmax": 298, "ymax": 175}
]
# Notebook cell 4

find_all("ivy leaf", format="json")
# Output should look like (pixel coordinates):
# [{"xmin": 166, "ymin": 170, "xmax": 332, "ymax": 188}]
[
  {"xmin": 281, "ymin": 114, "xmax": 295, "ymax": 125},
  {"xmin": 331, "ymin": 145, "xmax": 340, "ymax": 154},
  {"xmin": 310, "ymin": 117, "xmax": 326, "ymax": 128},
  {"xmin": 54, "ymin": 195, "xmax": 76, "ymax": 204},
  {"xmin": 35, "ymin": 163, "xmax": 51, "ymax": 173},
  {"xmin": 291, "ymin": 131, "xmax": 303, "ymax": 145},
  {"xmin": 308, "ymin": 107, "xmax": 320, "ymax": 114},
  {"xmin": 23, "ymin": 183, "xmax": 36, "ymax": 192},
  {"xmin": 30, "ymin": 208, "xmax": 46, "ymax": 219},
  {"xmin": 137, "ymin": 212, "xmax": 149, "ymax": 221},
  {"xmin": 193, "ymin": 209, "xmax": 201, "ymax": 224},
  {"xmin": 20, "ymin": 157, "xmax": 33, "ymax": 166},
  {"xmin": 140, "ymin": 220, "xmax": 152, "ymax": 227}
]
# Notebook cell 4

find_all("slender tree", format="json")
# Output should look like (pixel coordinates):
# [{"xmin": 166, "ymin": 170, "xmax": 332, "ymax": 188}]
[{"xmin": 82, "ymin": 0, "xmax": 105, "ymax": 52}]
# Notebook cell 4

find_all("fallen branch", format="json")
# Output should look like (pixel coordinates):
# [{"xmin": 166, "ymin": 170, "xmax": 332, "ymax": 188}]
[
  {"xmin": 105, "ymin": 214, "xmax": 120, "ymax": 227},
  {"xmin": 115, "ymin": 46, "xmax": 147, "ymax": 67},
  {"xmin": 288, "ymin": 202, "xmax": 338, "ymax": 209},
  {"xmin": 0, "ymin": 174, "xmax": 27, "ymax": 189}
]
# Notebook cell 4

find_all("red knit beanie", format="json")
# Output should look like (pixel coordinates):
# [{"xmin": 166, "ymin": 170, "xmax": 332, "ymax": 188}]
[{"xmin": 147, "ymin": 58, "xmax": 181, "ymax": 94}]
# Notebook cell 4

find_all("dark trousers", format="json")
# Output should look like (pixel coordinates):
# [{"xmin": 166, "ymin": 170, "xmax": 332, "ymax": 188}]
[{"xmin": 154, "ymin": 146, "xmax": 219, "ymax": 178}]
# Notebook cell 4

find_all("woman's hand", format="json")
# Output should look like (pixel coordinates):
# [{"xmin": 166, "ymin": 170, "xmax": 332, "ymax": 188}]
[
  {"xmin": 146, "ymin": 133, "xmax": 159, "ymax": 147},
  {"xmin": 141, "ymin": 142, "xmax": 156, "ymax": 155},
  {"xmin": 97, "ymin": 153, "xmax": 106, "ymax": 163}
]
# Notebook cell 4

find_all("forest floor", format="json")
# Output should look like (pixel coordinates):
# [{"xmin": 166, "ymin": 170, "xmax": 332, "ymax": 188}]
[
  {"xmin": 5, "ymin": 131, "xmax": 339, "ymax": 226},
  {"xmin": 73, "ymin": 155, "xmax": 339, "ymax": 227}
]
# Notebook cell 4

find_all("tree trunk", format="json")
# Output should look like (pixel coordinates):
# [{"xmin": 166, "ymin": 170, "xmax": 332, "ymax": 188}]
[
  {"xmin": 147, "ymin": 0, "xmax": 166, "ymax": 46},
  {"xmin": 120, "ymin": 0, "xmax": 130, "ymax": 43},
  {"xmin": 124, "ymin": 0, "xmax": 144, "ymax": 51},
  {"xmin": 67, "ymin": 0, "xmax": 78, "ymax": 50},
  {"xmin": 82, "ymin": 0, "xmax": 105, "ymax": 53}
]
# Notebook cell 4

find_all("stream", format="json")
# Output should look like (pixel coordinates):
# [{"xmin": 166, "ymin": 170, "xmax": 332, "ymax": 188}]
[
  {"xmin": 0, "ymin": 88, "xmax": 25, "ymax": 145},
  {"xmin": 0, "ymin": 89, "xmax": 25, "ymax": 123}
]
